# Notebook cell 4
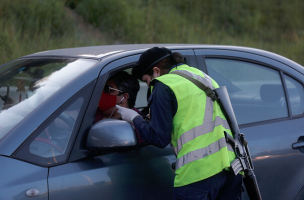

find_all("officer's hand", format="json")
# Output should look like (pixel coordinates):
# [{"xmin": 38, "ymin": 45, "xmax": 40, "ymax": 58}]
[{"xmin": 116, "ymin": 105, "xmax": 140, "ymax": 123}]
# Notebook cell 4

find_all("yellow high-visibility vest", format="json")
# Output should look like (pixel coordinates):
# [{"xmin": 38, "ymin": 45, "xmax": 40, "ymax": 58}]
[{"xmin": 155, "ymin": 64, "xmax": 236, "ymax": 187}]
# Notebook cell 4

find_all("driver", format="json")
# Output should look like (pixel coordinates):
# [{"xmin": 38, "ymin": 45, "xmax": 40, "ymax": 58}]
[
  {"xmin": 95, "ymin": 71, "xmax": 144, "ymax": 143},
  {"xmin": 95, "ymin": 71, "xmax": 140, "ymax": 121}
]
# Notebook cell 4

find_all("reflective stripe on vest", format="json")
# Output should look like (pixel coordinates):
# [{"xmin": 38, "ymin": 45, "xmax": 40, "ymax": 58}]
[
  {"xmin": 170, "ymin": 70, "xmax": 233, "ymax": 170},
  {"xmin": 173, "ymin": 116, "xmax": 231, "ymax": 156},
  {"xmin": 176, "ymin": 137, "xmax": 233, "ymax": 169},
  {"xmin": 171, "ymin": 69, "xmax": 215, "ymax": 90}
]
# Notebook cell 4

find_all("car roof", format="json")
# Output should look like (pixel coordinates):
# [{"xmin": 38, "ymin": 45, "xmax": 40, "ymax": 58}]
[
  {"xmin": 24, "ymin": 44, "xmax": 202, "ymax": 58},
  {"xmin": 22, "ymin": 44, "xmax": 304, "ymax": 74}
]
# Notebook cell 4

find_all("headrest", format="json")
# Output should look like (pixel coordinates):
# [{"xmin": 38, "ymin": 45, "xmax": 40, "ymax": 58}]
[{"xmin": 260, "ymin": 84, "xmax": 284, "ymax": 103}]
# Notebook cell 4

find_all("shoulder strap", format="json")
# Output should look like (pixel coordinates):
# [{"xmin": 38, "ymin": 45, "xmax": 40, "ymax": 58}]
[{"xmin": 170, "ymin": 71, "xmax": 218, "ymax": 101}]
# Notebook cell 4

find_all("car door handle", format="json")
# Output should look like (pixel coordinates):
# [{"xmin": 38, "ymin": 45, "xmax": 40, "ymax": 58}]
[{"xmin": 292, "ymin": 142, "xmax": 304, "ymax": 149}]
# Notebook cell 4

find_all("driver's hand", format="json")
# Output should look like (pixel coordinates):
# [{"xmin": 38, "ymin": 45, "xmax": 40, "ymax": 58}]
[{"xmin": 116, "ymin": 105, "xmax": 140, "ymax": 123}]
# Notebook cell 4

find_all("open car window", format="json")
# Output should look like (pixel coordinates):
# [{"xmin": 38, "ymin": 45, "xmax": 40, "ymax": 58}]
[{"xmin": 122, "ymin": 68, "xmax": 148, "ymax": 110}]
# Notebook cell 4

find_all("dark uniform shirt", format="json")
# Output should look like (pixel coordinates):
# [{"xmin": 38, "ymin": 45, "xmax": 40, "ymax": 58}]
[{"xmin": 133, "ymin": 79, "xmax": 178, "ymax": 148}]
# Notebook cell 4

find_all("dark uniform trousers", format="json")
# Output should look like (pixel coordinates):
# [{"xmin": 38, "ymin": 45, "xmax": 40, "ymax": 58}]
[{"xmin": 173, "ymin": 170, "xmax": 242, "ymax": 200}]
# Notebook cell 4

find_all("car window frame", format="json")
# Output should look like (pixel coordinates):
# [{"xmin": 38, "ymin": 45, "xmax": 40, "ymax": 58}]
[
  {"xmin": 68, "ymin": 49, "xmax": 196, "ymax": 162},
  {"xmin": 282, "ymin": 71, "xmax": 304, "ymax": 119},
  {"xmin": 68, "ymin": 54, "xmax": 142, "ymax": 162}
]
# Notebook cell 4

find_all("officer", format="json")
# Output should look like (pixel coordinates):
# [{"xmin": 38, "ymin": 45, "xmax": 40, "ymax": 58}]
[{"xmin": 116, "ymin": 47, "xmax": 242, "ymax": 200}]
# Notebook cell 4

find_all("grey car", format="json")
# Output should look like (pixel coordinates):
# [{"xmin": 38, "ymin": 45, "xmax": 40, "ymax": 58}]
[{"xmin": 1, "ymin": 44, "xmax": 304, "ymax": 200}]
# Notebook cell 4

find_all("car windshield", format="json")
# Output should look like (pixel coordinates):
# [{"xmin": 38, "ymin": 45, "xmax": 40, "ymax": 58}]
[{"xmin": 0, "ymin": 58, "xmax": 97, "ymax": 139}]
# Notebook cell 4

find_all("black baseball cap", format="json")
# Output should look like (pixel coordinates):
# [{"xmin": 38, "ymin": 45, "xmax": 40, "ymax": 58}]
[{"xmin": 132, "ymin": 47, "xmax": 172, "ymax": 80}]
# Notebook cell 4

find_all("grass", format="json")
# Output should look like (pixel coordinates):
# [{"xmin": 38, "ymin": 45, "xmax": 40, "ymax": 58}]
[
  {"xmin": 0, "ymin": 0, "xmax": 107, "ymax": 65},
  {"xmin": 1, "ymin": 0, "xmax": 304, "ymax": 66},
  {"xmin": 74, "ymin": 0, "xmax": 304, "ymax": 65}
]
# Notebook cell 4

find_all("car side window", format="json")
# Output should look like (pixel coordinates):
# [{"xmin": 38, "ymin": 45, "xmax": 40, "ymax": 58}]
[
  {"xmin": 15, "ymin": 97, "xmax": 84, "ymax": 166},
  {"xmin": 284, "ymin": 75, "xmax": 304, "ymax": 116},
  {"xmin": 205, "ymin": 58, "xmax": 288, "ymax": 125}
]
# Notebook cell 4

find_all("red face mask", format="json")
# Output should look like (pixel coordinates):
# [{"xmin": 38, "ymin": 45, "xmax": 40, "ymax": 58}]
[{"xmin": 99, "ymin": 91, "xmax": 117, "ymax": 111}]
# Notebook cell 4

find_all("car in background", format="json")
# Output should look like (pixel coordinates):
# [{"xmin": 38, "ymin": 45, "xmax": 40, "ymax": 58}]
[{"xmin": 1, "ymin": 44, "xmax": 304, "ymax": 200}]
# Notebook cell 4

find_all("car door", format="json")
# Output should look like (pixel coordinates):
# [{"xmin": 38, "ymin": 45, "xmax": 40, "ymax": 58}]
[
  {"xmin": 195, "ymin": 49, "xmax": 304, "ymax": 200},
  {"xmin": 11, "ymin": 79, "xmax": 95, "ymax": 200},
  {"xmin": 47, "ymin": 50, "xmax": 196, "ymax": 200},
  {"xmin": 0, "ymin": 156, "xmax": 48, "ymax": 199}
]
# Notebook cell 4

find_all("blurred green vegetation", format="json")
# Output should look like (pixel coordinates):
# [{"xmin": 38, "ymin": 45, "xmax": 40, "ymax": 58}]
[
  {"xmin": 1, "ymin": 0, "xmax": 304, "ymax": 66},
  {"xmin": 0, "ymin": 0, "xmax": 105, "ymax": 65},
  {"xmin": 74, "ymin": 0, "xmax": 304, "ymax": 64}
]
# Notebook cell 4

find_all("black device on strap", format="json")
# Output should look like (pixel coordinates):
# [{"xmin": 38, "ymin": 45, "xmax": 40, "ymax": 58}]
[{"xmin": 170, "ymin": 71, "xmax": 218, "ymax": 101}]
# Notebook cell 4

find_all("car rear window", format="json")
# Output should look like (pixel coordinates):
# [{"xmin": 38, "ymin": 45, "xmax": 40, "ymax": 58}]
[{"xmin": 205, "ymin": 58, "xmax": 288, "ymax": 124}]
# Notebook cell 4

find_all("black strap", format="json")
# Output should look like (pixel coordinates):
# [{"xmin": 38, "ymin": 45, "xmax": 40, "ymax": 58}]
[{"xmin": 170, "ymin": 71, "xmax": 218, "ymax": 101}]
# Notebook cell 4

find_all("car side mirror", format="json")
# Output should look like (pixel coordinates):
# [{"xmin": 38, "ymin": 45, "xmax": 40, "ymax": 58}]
[{"xmin": 86, "ymin": 119, "xmax": 137, "ymax": 152}]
